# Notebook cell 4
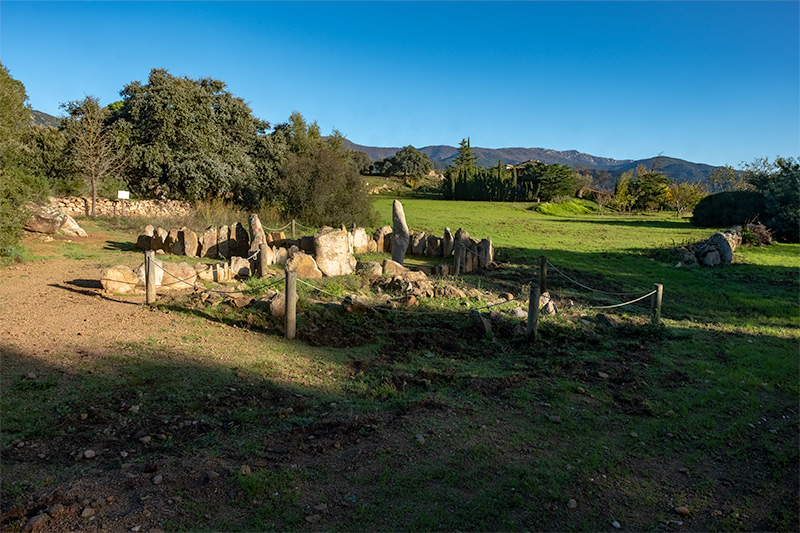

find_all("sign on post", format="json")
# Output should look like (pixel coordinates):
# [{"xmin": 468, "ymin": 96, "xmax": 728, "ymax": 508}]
[{"xmin": 117, "ymin": 190, "xmax": 129, "ymax": 216}]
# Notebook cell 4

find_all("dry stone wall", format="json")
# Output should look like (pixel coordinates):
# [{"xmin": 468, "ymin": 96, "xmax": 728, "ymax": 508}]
[{"xmin": 49, "ymin": 196, "xmax": 193, "ymax": 218}]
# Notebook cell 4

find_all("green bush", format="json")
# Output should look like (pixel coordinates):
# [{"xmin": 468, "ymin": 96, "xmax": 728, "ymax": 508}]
[
  {"xmin": 691, "ymin": 191, "xmax": 765, "ymax": 227},
  {"xmin": 536, "ymin": 198, "xmax": 599, "ymax": 216}
]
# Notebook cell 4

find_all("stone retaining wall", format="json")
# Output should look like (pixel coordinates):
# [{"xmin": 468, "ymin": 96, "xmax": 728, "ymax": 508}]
[{"xmin": 49, "ymin": 196, "xmax": 193, "ymax": 218}]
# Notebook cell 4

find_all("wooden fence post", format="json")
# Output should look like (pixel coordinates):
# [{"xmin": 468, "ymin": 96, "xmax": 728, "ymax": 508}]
[
  {"xmin": 651, "ymin": 283, "xmax": 663, "ymax": 325},
  {"xmin": 285, "ymin": 269, "xmax": 297, "ymax": 340},
  {"xmin": 540, "ymin": 255, "xmax": 548, "ymax": 294},
  {"xmin": 145, "ymin": 250, "xmax": 156, "ymax": 305},
  {"xmin": 258, "ymin": 243, "xmax": 269, "ymax": 278},
  {"xmin": 526, "ymin": 285, "xmax": 540, "ymax": 342},
  {"xmin": 291, "ymin": 220, "xmax": 296, "ymax": 240}
]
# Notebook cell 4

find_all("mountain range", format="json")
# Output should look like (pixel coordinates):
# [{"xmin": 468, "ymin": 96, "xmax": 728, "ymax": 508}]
[
  {"xmin": 343, "ymin": 140, "xmax": 720, "ymax": 183},
  {"xmin": 29, "ymin": 109, "xmax": 718, "ymax": 183}
]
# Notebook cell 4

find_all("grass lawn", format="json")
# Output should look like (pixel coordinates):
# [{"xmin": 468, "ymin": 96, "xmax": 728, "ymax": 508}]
[{"xmin": 2, "ymin": 199, "xmax": 797, "ymax": 531}]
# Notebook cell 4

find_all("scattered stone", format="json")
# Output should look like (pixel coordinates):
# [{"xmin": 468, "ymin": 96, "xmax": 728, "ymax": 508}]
[
  {"xmin": 139, "ymin": 435, "xmax": 151, "ymax": 444},
  {"xmin": 81, "ymin": 507, "xmax": 95, "ymax": 518},
  {"xmin": 598, "ymin": 371, "xmax": 609, "ymax": 379},
  {"xmin": 629, "ymin": 432, "xmax": 638, "ymax": 439},
  {"xmin": 415, "ymin": 433, "xmax": 426, "ymax": 444},
  {"xmin": 678, "ymin": 467, "xmax": 689, "ymax": 475},
  {"xmin": 577, "ymin": 386, "xmax": 586, "ymax": 394},
  {"xmin": 152, "ymin": 474, "xmax": 163, "ymax": 485},
  {"xmin": 100, "ymin": 265, "xmax": 141, "ymax": 294},
  {"xmin": 240, "ymin": 465, "xmax": 251, "ymax": 476},
  {"xmin": 596, "ymin": 313, "xmax": 617, "ymax": 328},
  {"xmin": 285, "ymin": 251, "xmax": 323, "ymax": 279},
  {"xmin": 382, "ymin": 259, "xmax": 409, "ymax": 276},
  {"xmin": 568, "ymin": 499, "xmax": 577, "ymax": 509},
  {"xmin": 356, "ymin": 260, "xmax": 383, "ymax": 276},
  {"xmin": 120, "ymin": 451, "xmax": 128, "ymax": 458},
  {"xmin": 305, "ymin": 514, "xmax": 322, "ymax": 524},
  {"xmin": 314, "ymin": 503, "xmax": 328, "ymax": 512},
  {"xmin": 611, "ymin": 520, "xmax": 621, "ymax": 529},
  {"xmin": 230, "ymin": 256, "xmax": 251, "ymax": 278},
  {"xmin": 46, "ymin": 503, "xmax": 64, "ymax": 516},
  {"xmin": 675, "ymin": 506, "xmax": 690, "ymax": 516},
  {"xmin": 83, "ymin": 449, "xmax": 96, "ymax": 459},
  {"xmin": 159, "ymin": 261, "xmax": 197, "ymax": 291}
]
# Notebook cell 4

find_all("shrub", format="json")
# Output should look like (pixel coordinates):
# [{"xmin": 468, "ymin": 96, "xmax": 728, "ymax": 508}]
[{"xmin": 691, "ymin": 191, "xmax": 765, "ymax": 227}]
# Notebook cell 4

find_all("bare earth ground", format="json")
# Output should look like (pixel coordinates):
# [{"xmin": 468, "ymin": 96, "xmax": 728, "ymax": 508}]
[{"xmin": 1, "ymin": 229, "xmax": 798, "ymax": 532}]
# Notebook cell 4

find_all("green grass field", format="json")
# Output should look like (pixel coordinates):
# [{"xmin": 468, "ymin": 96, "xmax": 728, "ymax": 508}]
[{"xmin": 2, "ymin": 199, "xmax": 798, "ymax": 531}]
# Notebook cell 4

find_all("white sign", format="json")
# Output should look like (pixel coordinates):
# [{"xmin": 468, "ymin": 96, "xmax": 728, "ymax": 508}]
[{"xmin": 117, "ymin": 190, "xmax": 130, "ymax": 200}]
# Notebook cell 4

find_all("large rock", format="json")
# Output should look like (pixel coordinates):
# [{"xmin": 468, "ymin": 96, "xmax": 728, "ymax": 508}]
[
  {"xmin": 229, "ymin": 222, "xmax": 250, "ymax": 258},
  {"xmin": 442, "ymin": 227, "xmax": 454, "ymax": 257},
  {"xmin": 286, "ymin": 252, "xmax": 323, "ymax": 279},
  {"xmin": 702, "ymin": 249, "xmax": 721, "ymax": 267},
  {"xmin": 180, "ymin": 227, "xmax": 199, "ymax": 258},
  {"xmin": 300, "ymin": 236, "xmax": 316, "ymax": 253},
  {"xmin": 160, "ymin": 262, "xmax": 197, "ymax": 290},
  {"xmin": 411, "ymin": 233, "xmax": 427, "ymax": 256},
  {"xmin": 382, "ymin": 259, "xmax": 409, "ymax": 276},
  {"xmin": 707, "ymin": 232, "xmax": 739, "ymax": 265},
  {"xmin": 373, "ymin": 225, "xmax": 393, "ymax": 253},
  {"xmin": 166, "ymin": 229, "xmax": 183, "ymax": 255},
  {"xmin": 25, "ymin": 204, "xmax": 67, "ymax": 234},
  {"xmin": 314, "ymin": 228, "xmax": 356, "ymax": 276},
  {"xmin": 273, "ymin": 246, "xmax": 288, "ymax": 265},
  {"xmin": 477, "ymin": 238, "xmax": 494, "ymax": 269},
  {"xmin": 352, "ymin": 228, "xmax": 371, "ymax": 254},
  {"xmin": 391, "ymin": 200, "xmax": 411, "ymax": 264},
  {"xmin": 199, "ymin": 226, "xmax": 218, "ymax": 258},
  {"xmin": 136, "ymin": 234, "xmax": 152, "ymax": 251},
  {"xmin": 195, "ymin": 262, "xmax": 232, "ymax": 283},
  {"xmin": 230, "ymin": 256, "xmax": 251, "ymax": 278},
  {"xmin": 217, "ymin": 225, "xmax": 230, "ymax": 259},
  {"xmin": 357, "ymin": 261, "xmax": 383, "ymax": 276},
  {"xmin": 134, "ymin": 258, "xmax": 163, "ymax": 287},
  {"xmin": 60, "ymin": 214, "xmax": 88, "ymax": 237},
  {"xmin": 248, "ymin": 214, "xmax": 267, "ymax": 253},
  {"xmin": 100, "ymin": 265, "xmax": 141, "ymax": 294},
  {"xmin": 266, "ymin": 292, "xmax": 299, "ymax": 318}
]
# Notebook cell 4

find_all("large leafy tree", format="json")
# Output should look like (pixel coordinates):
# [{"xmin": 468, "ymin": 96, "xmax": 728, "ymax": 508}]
[
  {"xmin": 61, "ymin": 96, "xmax": 128, "ymax": 216},
  {"xmin": 0, "ymin": 63, "xmax": 48, "ymax": 257},
  {"xmin": 112, "ymin": 69, "xmax": 273, "ymax": 206},
  {"xmin": 744, "ymin": 157, "xmax": 799, "ymax": 242},
  {"xmin": 385, "ymin": 145, "xmax": 433, "ymax": 178},
  {"xmin": 267, "ymin": 112, "xmax": 374, "ymax": 226}
]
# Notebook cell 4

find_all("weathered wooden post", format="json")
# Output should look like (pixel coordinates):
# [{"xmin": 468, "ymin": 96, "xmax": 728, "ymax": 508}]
[
  {"xmin": 526, "ymin": 285, "xmax": 540, "ymax": 342},
  {"xmin": 145, "ymin": 250, "xmax": 156, "ymax": 305},
  {"xmin": 651, "ymin": 283, "xmax": 663, "ymax": 325},
  {"xmin": 258, "ymin": 243, "xmax": 269, "ymax": 279},
  {"xmin": 285, "ymin": 269, "xmax": 297, "ymax": 340},
  {"xmin": 291, "ymin": 219, "xmax": 296, "ymax": 240},
  {"xmin": 540, "ymin": 255, "xmax": 548, "ymax": 294}
]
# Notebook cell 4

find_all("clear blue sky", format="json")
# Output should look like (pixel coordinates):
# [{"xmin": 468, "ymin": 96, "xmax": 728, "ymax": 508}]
[{"xmin": 2, "ymin": 1, "xmax": 798, "ymax": 166}]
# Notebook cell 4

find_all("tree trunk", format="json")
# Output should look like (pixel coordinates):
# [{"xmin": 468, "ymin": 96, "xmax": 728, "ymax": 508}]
[{"xmin": 91, "ymin": 177, "xmax": 97, "ymax": 217}]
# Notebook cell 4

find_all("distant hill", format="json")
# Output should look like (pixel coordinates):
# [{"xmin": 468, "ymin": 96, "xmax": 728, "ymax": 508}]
[
  {"xmin": 343, "ymin": 140, "xmax": 719, "ymax": 183},
  {"xmin": 30, "ymin": 110, "xmax": 60, "ymax": 128}
]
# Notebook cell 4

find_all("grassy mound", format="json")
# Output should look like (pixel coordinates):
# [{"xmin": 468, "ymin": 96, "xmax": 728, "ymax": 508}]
[{"xmin": 535, "ymin": 198, "xmax": 599, "ymax": 216}]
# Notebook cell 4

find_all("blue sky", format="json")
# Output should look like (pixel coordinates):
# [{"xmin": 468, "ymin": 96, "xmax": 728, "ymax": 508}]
[{"xmin": 2, "ymin": 1, "xmax": 798, "ymax": 166}]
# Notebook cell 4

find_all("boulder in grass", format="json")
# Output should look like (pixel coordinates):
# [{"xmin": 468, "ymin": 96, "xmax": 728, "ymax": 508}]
[
  {"xmin": 151, "ymin": 227, "xmax": 168, "ymax": 251},
  {"xmin": 24, "ymin": 204, "xmax": 66, "ymax": 234},
  {"xmin": 352, "ymin": 227, "xmax": 371, "ymax": 254},
  {"xmin": 136, "ymin": 234, "xmax": 152, "ymax": 251},
  {"xmin": 60, "ymin": 214, "xmax": 88, "ymax": 237},
  {"xmin": 159, "ymin": 262, "xmax": 197, "ymax": 291},
  {"xmin": 230, "ymin": 256, "xmax": 252, "ymax": 278},
  {"xmin": 382, "ymin": 259, "xmax": 409, "ymax": 276},
  {"xmin": 100, "ymin": 265, "xmax": 141, "ymax": 294}
]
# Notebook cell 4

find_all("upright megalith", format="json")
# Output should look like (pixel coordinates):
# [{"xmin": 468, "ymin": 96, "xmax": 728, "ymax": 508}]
[
  {"xmin": 199, "ymin": 226, "xmax": 218, "ymax": 258},
  {"xmin": 314, "ymin": 228, "xmax": 357, "ymax": 276},
  {"xmin": 442, "ymin": 227, "xmax": 454, "ymax": 257},
  {"xmin": 248, "ymin": 214, "xmax": 267, "ymax": 254},
  {"xmin": 229, "ymin": 222, "xmax": 250, "ymax": 258},
  {"xmin": 180, "ymin": 227, "xmax": 199, "ymax": 258},
  {"xmin": 391, "ymin": 200, "xmax": 411, "ymax": 264},
  {"xmin": 217, "ymin": 225, "xmax": 230, "ymax": 259}
]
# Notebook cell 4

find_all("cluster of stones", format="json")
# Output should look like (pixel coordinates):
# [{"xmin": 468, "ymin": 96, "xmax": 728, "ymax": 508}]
[
  {"xmin": 24, "ymin": 203, "xmax": 87, "ymax": 237},
  {"xmin": 49, "ymin": 196, "xmax": 193, "ymax": 218},
  {"xmin": 676, "ymin": 229, "xmax": 742, "ymax": 267}
]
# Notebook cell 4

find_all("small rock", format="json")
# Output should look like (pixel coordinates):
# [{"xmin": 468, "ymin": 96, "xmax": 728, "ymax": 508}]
[
  {"xmin": 80, "ymin": 413, "xmax": 88, "ymax": 420},
  {"xmin": 675, "ymin": 506, "xmax": 690, "ymax": 516},
  {"xmin": 598, "ymin": 371, "xmax": 609, "ymax": 379},
  {"xmin": 611, "ymin": 520, "xmax": 621, "ymax": 529},
  {"xmin": 152, "ymin": 474, "xmax": 163, "ymax": 485},
  {"xmin": 305, "ymin": 514, "xmax": 322, "ymax": 523},
  {"xmin": 568, "ymin": 499, "xmax": 577, "ymax": 509},
  {"xmin": 240, "ymin": 465, "xmax": 251, "ymax": 476},
  {"xmin": 139, "ymin": 435, "xmax": 151, "ymax": 444},
  {"xmin": 46, "ymin": 503, "xmax": 64, "ymax": 516},
  {"xmin": 83, "ymin": 450, "xmax": 96, "ymax": 459},
  {"xmin": 81, "ymin": 507, "xmax": 95, "ymax": 518},
  {"xmin": 678, "ymin": 467, "xmax": 689, "ymax": 475},
  {"xmin": 548, "ymin": 415, "xmax": 561, "ymax": 423},
  {"xmin": 313, "ymin": 503, "xmax": 328, "ymax": 511},
  {"xmin": 576, "ymin": 386, "xmax": 586, "ymax": 394},
  {"xmin": 629, "ymin": 432, "xmax": 638, "ymax": 439},
  {"xmin": 131, "ymin": 527, "xmax": 141, "ymax": 532},
  {"xmin": 23, "ymin": 513, "xmax": 48, "ymax": 531},
  {"xmin": 415, "ymin": 434, "xmax": 426, "ymax": 444},
  {"xmin": 120, "ymin": 451, "xmax": 128, "ymax": 458}
]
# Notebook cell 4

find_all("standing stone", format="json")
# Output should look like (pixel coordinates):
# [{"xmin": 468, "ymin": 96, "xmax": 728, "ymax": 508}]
[
  {"xmin": 391, "ymin": 200, "xmax": 411, "ymax": 264},
  {"xmin": 200, "ymin": 226, "xmax": 218, "ymax": 258},
  {"xmin": 286, "ymin": 252, "xmax": 324, "ymax": 279},
  {"xmin": 442, "ymin": 227, "xmax": 454, "ymax": 257},
  {"xmin": 151, "ymin": 227, "xmax": 169, "ymax": 251},
  {"xmin": 136, "ymin": 234, "xmax": 152, "ymax": 251},
  {"xmin": 230, "ymin": 222, "xmax": 250, "ymax": 258},
  {"xmin": 165, "ymin": 229, "xmax": 181, "ymax": 255},
  {"xmin": 143, "ymin": 225, "xmax": 156, "ymax": 238},
  {"xmin": 373, "ymin": 225, "xmax": 393, "ymax": 253},
  {"xmin": 248, "ymin": 214, "xmax": 267, "ymax": 253},
  {"xmin": 273, "ymin": 246, "xmax": 288, "ymax": 265},
  {"xmin": 314, "ymin": 228, "xmax": 357, "ymax": 276},
  {"xmin": 217, "ymin": 225, "xmax": 230, "ymax": 259},
  {"xmin": 352, "ymin": 228, "xmax": 371, "ymax": 254},
  {"xmin": 411, "ymin": 233, "xmax": 427, "ymax": 256},
  {"xmin": 425, "ymin": 235, "xmax": 442, "ymax": 258},
  {"xmin": 300, "ymin": 236, "xmax": 315, "ymax": 253},
  {"xmin": 477, "ymin": 238, "xmax": 493, "ymax": 269},
  {"xmin": 180, "ymin": 227, "xmax": 199, "ymax": 258}
]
